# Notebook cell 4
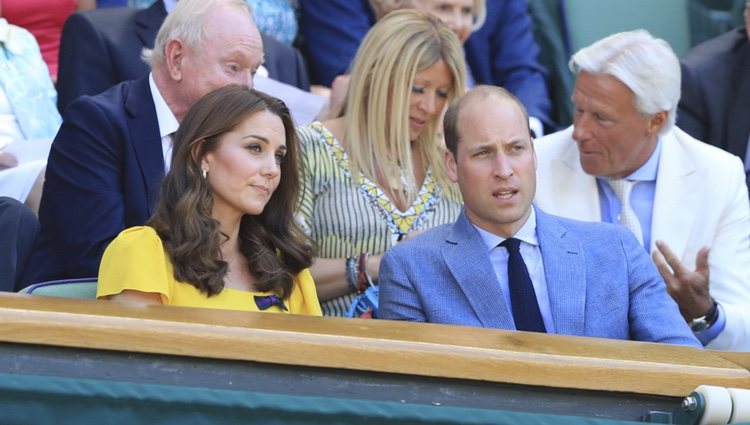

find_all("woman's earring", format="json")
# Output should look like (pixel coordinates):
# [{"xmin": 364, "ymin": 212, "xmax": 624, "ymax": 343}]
[{"xmin": 202, "ymin": 169, "xmax": 207, "ymax": 179}]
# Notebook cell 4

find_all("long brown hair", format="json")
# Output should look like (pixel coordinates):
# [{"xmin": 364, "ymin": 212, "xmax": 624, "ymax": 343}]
[{"xmin": 148, "ymin": 85, "xmax": 313, "ymax": 298}]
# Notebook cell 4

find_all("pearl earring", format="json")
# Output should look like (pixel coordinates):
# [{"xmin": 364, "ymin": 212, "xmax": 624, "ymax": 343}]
[{"xmin": 202, "ymin": 169, "xmax": 207, "ymax": 179}]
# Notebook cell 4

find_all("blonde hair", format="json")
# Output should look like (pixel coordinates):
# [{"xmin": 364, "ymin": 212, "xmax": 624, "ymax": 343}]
[
  {"xmin": 371, "ymin": 0, "xmax": 486, "ymax": 31},
  {"xmin": 344, "ymin": 9, "xmax": 467, "ymax": 205}
]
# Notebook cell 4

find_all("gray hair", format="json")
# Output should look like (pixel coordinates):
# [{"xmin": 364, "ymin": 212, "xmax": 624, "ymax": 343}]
[
  {"xmin": 569, "ymin": 29, "xmax": 680, "ymax": 134},
  {"xmin": 142, "ymin": 0, "xmax": 250, "ymax": 67}
]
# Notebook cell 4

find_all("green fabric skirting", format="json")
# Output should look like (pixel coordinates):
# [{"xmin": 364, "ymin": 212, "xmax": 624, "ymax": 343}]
[{"xmin": 0, "ymin": 372, "xmax": 644, "ymax": 425}]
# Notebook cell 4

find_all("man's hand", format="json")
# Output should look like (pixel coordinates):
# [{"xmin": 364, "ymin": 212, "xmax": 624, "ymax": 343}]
[{"xmin": 652, "ymin": 240, "xmax": 712, "ymax": 321}]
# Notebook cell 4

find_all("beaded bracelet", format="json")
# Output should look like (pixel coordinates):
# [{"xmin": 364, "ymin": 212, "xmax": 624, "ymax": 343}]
[{"xmin": 345, "ymin": 256, "xmax": 358, "ymax": 292}]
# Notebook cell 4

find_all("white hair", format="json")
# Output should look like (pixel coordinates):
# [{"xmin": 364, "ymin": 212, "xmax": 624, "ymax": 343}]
[
  {"xmin": 142, "ymin": 0, "xmax": 250, "ymax": 67},
  {"xmin": 570, "ymin": 29, "xmax": 680, "ymax": 134}
]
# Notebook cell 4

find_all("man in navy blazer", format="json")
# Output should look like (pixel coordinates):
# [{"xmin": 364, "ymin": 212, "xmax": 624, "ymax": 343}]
[
  {"xmin": 24, "ymin": 0, "xmax": 265, "ymax": 285},
  {"xmin": 379, "ymin": 85, "xmax": 700, "ymax": 348},
  {"xmin": 677, "ymin": 2, "xmax": 750, "ymax": 192},
  {"xmin": 56, "ymin": 0, "xmax": 310, "ymax": 113},
  {"xmin": 298, "ymin": 0, "xmax": 553, "ymax": 132}
]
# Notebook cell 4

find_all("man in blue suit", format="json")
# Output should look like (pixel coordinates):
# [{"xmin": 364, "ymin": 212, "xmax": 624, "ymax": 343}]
[
  {"xmin": 379, "ymin": 85, "xmax": 700, "ymax": 347},
  {"xmin": 23, "ymin": 0, "xmax": 265, "ymax": 285}
]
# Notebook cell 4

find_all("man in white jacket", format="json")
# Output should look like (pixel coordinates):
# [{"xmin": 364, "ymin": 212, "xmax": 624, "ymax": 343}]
[{"xmin": 534, "ymin": 30, "xmax": 750, "ymax": 351}]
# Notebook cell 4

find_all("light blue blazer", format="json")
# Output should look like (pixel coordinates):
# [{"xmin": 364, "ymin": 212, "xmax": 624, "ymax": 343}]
[{"xmin": 379, "ymin": 208, "xmax": 701, "ymax": 348}]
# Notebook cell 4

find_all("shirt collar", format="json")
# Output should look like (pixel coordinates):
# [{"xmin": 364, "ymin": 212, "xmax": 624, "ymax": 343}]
[
  {"xmin": 473, "ymin": 206, "xmax": 539, "ymax": 253},
  {"xmin": 149, "ymin": 72, "xmax": 179, "ymax": 139}
]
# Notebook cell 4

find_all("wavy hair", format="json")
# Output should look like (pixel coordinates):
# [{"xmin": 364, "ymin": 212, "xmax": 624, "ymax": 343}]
[
  {"xmin": 569, "ymin": 29, "xmax": 680, "ymax": 135},
  {"xmin": 345, "ymin": 9, "xmax": 467, "ymax": 205},
  {"xmin": 147, "ymin": 85, "xmax": 313, "ymax": 298}
]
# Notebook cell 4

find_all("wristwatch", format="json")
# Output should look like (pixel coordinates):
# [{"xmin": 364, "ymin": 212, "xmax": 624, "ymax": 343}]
[{"xmin": 689, "ymin": 300, "xmax": 719, "ymax": 333}]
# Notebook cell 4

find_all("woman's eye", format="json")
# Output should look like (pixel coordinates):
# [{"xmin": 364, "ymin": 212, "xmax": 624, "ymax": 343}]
[{"xmin": 411, "ymin": 86, "xmax": 425, "ymax": 94}]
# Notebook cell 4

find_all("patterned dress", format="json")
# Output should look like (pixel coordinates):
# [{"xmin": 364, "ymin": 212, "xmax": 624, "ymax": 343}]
[{"xmin": 297, "ymin": 121, "xmax": 462, "ymax": 316}]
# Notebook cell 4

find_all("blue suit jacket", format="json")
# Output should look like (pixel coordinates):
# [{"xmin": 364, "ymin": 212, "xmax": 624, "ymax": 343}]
[
  {"xmin": 379, "ymin": 208, "xmax": 700, "ymax": 347},
  {"xmin": 24, "ymin": 76, "xmax": 162, "ymax": 285},
  {"xmin": 299, "ymin": 0, "xmax": 552, "ymax": 129}
]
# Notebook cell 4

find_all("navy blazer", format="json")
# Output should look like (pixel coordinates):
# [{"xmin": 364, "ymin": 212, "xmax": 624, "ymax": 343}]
[
  {"xmin": 379, "ymin": 208, "xmax": 701, "ymax": 348},
  {"xmin": 299, "ymin": 0, "xmax": 552, "ymax": 128},
  {"xmin": 57, "ymin": 0, "xmax": 310, "ymax": 113},
  {"xmin": 26, "ymin": 76, "xmax": 162, "ymax": 285},
  {"xmin": 678, "ymin": 27, "xmax": 750, "ymax": 191}
]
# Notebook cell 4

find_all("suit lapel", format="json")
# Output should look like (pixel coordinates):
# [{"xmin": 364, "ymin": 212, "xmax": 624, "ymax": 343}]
[
  {"xmin": 535, "ymin": 209, "xmax": 586, "ymax": 336},
  {"xmin": 125, "ymin": 76, "xmax": 164, "ymax": 216},
  {"xmin": 442, "ymin": 212, "xmax": 516, "ymax": 329},
  {"xmin": 135, "ymin": 0, "xmax": 167, "ymax": 49},
  {"xmin": 650, "ymin": 129, "xmax": 702, "ymax": 256}
]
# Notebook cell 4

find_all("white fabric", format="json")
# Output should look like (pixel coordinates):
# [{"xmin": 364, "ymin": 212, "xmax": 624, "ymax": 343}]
[
  {"xmin": 534, "ymin": 125, "xmax": 750, "ymax": 351},
  {"xmin": 608, "ymin": 179, "xmax": 644, "ymax": 245}
]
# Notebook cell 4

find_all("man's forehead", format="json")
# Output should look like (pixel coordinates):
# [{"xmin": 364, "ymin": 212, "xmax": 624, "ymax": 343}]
[{"xmin": 458, "ymin": 96, "xmax": 527, "ymax": 135}]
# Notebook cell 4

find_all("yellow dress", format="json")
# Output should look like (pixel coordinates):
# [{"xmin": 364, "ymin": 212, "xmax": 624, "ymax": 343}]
[{"xmin": 98, "ymin": 226, "xmax": 322, "ymax": 316}]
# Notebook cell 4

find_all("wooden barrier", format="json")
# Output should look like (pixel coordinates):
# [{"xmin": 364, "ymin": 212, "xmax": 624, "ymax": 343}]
[{"xmin": 0, "ymin": 292, "xmax": 748, "ymax": 421}]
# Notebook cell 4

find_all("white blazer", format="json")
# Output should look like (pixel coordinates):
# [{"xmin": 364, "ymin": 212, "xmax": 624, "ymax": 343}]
[{"xmin": 534, "ymin": 126, "xmax": 750, "ymax": 351}]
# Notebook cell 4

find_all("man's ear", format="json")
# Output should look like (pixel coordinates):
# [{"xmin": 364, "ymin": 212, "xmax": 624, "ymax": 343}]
[
  {"xmin": 444, "ymin": 149, "xmax": 458, "ymax": 183},
  {"xmin": 164, "ymin": 39, "xmax": 186, "ymax": 81},
  {"xmin": 646, "ymin": 110, "xmax": 668, "ymax": 136}
]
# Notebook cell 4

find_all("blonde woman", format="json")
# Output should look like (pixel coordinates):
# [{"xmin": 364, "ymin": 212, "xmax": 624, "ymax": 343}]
[{"xmin": 297, "ymin": 10, "xmax": 467, "ymax": 316}]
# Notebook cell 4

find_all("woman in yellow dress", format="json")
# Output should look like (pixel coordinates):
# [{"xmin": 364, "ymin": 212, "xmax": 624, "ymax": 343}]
[{"xmin": 98, "ymin": 85, "xmax": 321, "ymax": 315}]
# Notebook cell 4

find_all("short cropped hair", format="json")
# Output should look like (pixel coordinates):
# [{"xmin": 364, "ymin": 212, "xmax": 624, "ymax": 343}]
[{"xmin": 569, "ymin": 29, "xmax": 680, "ymax": 134}]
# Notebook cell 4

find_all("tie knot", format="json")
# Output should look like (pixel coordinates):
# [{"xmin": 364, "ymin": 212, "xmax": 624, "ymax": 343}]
[
  {"xmin": 500, "ymin": 237, "xmax": 521, "ymax": 253},
  {"xmin": 608, "ymin": 179, "xmax": 636, "ymax": 200}
]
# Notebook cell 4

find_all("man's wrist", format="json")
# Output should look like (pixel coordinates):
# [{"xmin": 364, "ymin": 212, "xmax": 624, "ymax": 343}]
[{"xmin": 689, "ymin": 299, "xmax": 719, "ymax": 333}]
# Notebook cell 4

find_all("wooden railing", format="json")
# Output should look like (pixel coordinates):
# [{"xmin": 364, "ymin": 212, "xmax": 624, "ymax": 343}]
[{"xmin": 0, "ymin": 292, "xmax": 748, "ymax": 398}]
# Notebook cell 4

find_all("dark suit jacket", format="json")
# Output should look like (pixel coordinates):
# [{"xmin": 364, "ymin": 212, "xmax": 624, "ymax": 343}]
[
  {"xmin": 0, "ymin": 197, "xmax": 39, "ymax": 292},
  {"xmin": 299, "ymin": 0, "xmax": 553, "ymax": 129},
  {"xmin": 678, "ymin": 26, "xmax": 750, "ymax": 190},
  {"xmin": 25, "ymin": 76, "xmax": 163, "ymax": 285},
  {"xmin": 379, "ymin": 209, "xmax": 700, "ymax": 348},
  {"xmin": 56, "ymin": 0, "xmax": 310, "ymax": 113}
]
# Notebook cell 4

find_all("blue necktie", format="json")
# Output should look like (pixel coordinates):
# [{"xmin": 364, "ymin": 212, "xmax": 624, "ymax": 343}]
[
  {"xmin": 500, "ymin": 238, "xmax": 546, "ymax": 333},
  {"xmin": 254, "ymin": 295, "xmax": 288, "ymax": 311}
]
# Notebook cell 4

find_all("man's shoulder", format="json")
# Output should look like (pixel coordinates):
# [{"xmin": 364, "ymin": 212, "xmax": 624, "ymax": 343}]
[
  {"xmin": 683, "ymin": 27, "xmax": 747, "ymax": 69},
  {"xmin": 68, "ymin": 6, "xmax": 140, "ymax": 31},
  {"xmin": 64, "ymin": 77, "xmax": 149, "ymax": 118},
  {"xmin": 538, "ymin": 208, "xmax": 620, "ymax": 238},
  {"xmin": 388, "ymin": 223, "xmax": 453, "ymax": 257}
]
